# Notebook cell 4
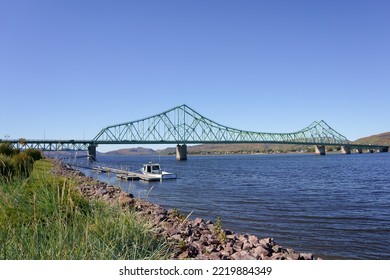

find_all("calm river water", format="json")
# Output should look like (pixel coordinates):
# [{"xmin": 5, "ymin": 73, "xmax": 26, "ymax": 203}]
[{"xmin": 74, "ymin": 153, "xmax": 390, "ymax": 260}]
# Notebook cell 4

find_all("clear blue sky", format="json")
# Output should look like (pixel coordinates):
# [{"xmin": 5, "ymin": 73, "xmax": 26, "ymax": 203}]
[{"xmin": 1, "ymin": 0, "xmax": 389, "ymax": 152}]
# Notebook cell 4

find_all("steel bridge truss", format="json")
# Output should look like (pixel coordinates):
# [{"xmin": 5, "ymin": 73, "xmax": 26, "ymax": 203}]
[
  {"xmin": 93, "ymin": 104, "xmax": 351, "ymax": 146},
  {"xmin": 3, "ymin": 105, "xmax": 388, "ymax": 155},
  {"xmin": 9, "ymin": 140, "xmax": 91, "ymax": 151}
]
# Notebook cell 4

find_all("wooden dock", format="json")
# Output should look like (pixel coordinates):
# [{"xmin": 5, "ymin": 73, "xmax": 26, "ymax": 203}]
[{"xmin": 116, "ymin": 173, "xmax": 141, "ymax": 181}]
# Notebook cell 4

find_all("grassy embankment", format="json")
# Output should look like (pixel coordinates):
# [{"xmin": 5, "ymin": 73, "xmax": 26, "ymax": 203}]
[{"xmin": 0, "ymin": 159, "xmax": 172, "ymax": 259}]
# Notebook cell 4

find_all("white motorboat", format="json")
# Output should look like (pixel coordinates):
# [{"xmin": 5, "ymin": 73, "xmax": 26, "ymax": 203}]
[{"xmin": 141, "ymin": 162, "xmax": 177, "ymax": 181}]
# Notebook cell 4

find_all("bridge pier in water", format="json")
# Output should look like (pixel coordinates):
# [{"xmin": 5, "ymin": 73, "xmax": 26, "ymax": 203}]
[
  {"xmin": 176, "ymin": 144, "xmax": 187, "ymax": 160},
  {"xmin": 315, "ymin": 145, "xmax": 326, "ymax": 155},
  {"xmin": 88, "ymin": 144, "xmax": 97, "ymax": 161},
  {"xmin": 341, "ymin": 145, "xmax": 351, "ymax": 154}
]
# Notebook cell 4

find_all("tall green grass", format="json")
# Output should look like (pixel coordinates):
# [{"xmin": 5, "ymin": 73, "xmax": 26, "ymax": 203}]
[{"xmin": 0, "ymin": 160, "xmax": 172, "ymax": 259}]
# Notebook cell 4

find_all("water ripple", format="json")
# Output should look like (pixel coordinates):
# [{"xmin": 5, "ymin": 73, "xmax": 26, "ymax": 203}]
[{"xmin": 76, "ymin": 153, "xmax": 390, "ymax": 259}]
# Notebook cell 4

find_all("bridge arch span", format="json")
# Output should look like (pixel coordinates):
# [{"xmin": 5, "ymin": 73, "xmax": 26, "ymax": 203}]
[{"xmin": 93, "ymin": 104, "xmax": 350, "ymax": 146}]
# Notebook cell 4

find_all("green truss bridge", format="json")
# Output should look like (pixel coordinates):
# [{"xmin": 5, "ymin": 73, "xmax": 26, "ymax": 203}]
[{"xmin": 3, "ymin": 104, "xmax": 389, "ymax": 160}]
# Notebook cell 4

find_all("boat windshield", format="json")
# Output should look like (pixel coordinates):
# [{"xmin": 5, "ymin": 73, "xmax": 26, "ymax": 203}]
[{"xmin": 144, "ymin": 164, "xmax": 161, "ymax": 173}]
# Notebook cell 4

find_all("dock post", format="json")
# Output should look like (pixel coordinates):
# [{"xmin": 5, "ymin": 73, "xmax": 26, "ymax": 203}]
[
  {"xmin": 88, "ymin": 144, "xmax": 97, "ymax": 161},
  {"xmin": 341, "ymin": 145, "xmax": 351, "ymax": 154},
  {"xmin": 176, "ymin": 144, "xmax": 187, "ymax": 160},
  {"xmin": 315, "ymin": 145, "xmax": 326, "ymax": 155}
]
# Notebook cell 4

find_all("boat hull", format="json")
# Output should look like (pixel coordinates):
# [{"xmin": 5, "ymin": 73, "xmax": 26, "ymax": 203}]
[{"xmin": 140, "ymin": 171, "xmax": 177, "ymax": 181}]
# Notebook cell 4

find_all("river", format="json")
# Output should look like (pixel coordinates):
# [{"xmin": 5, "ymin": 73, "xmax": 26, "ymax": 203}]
[{"xmin": 73, "ymin": 152, "xmax": 390, "ymax": 260}]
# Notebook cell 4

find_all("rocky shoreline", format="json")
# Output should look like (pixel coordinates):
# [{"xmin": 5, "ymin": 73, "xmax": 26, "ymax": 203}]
[{"xmin": 51, "ymin": 160, "xmax": 317, "ymax": 260}]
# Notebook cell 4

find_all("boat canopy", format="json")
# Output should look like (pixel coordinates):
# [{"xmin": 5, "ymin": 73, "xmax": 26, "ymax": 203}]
[{"xmin": 143, "ymin": 162, "xmax": 161, "ymax": 174}]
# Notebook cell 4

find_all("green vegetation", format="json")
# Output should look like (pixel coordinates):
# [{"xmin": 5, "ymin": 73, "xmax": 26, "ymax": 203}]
[
  {"xmin": 214, "ymin": 216, "xmax": 227, "ymax": 243},
  {"xmin": 0, "ymin": 142, "xmax": 17, "ymax": 157},
  {"xmin": 168, "ymin": 208, "xmax": 186, "ymax": 221},
  {"xmin": 0, "ymin": 143, "xmax": 42, "ymax": 178},
  {"xmin": 0, "ymin": 145, "xmax": 172, "ymax": 259}
]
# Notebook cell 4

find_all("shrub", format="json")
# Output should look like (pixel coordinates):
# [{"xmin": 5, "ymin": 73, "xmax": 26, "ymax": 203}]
[
  {"xmin": 0, "ymin": 154, "xmax": 14, "ymax": 178},
  {"xmin": 11, "ymin": 153, "xmax": 34, "ymax": 178},
  {"xmin": 0, "ymin": 145, "xmax": 43, "ymax": 179},
  {"xmin": 214, "ymin": 216, "xmax": 227, "ymax": 242},
  {"xmin": 0, "ymin": 142, "xmax": 18, "ymax": 157},
  {"xmin": 23, "ymin": 149, "xmax": 43, "ymax": 161}
]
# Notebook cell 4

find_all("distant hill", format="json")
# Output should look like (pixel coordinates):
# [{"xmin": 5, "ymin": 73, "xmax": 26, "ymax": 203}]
[
  {"xmin": 104, "ymin": 147, "xmax": 156, "ymax": 156},
  {"xmin": 187, "ymin": 143, "xmax": 310, "ymax": 154},
  {"xmin": 99, "ymin": 143, "xmax": 309, "ymax": 156},
  {"xmin": 352, "ymin": 132, "xmax": 390, "ymax": 146},
  {"xmin": 157, "ymin": 143, "xmax": 313, "ymax": 155}
]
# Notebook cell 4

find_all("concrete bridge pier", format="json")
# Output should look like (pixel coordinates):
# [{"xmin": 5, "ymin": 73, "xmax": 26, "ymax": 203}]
[
  {"xmin": 315, "ymin": 145, "xmax": 326, "ymax": 155},
  {"xmin": 176, "ymin": 144, "xmax": 187, "ymax": 160},
  {"xmin": 369, "ymin": 149, "xmax": 374, "ymax": 153},
  {"xmin": 341, "ymin": 145, "xmax": 351, "ymax": 154},
  {"xmin": 357, "ymin": 148, "xmax": 363, "ymax": 154},
  {"xmin": 380, "ymin": 147, "xmax": 389, "ymax": 153},
  {"xmin": 88, "ymin": 144, "xmax": 97, "ymax": 161}
]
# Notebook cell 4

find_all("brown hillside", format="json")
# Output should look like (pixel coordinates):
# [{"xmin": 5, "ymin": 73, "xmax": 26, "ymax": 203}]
[
  {"xmin": 352, "ymin": 132, "xmax": 390, "ymax": 146},
  {"xmin": 104, "ymin": 147, "xmax": 156, "ymax": 155}
]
